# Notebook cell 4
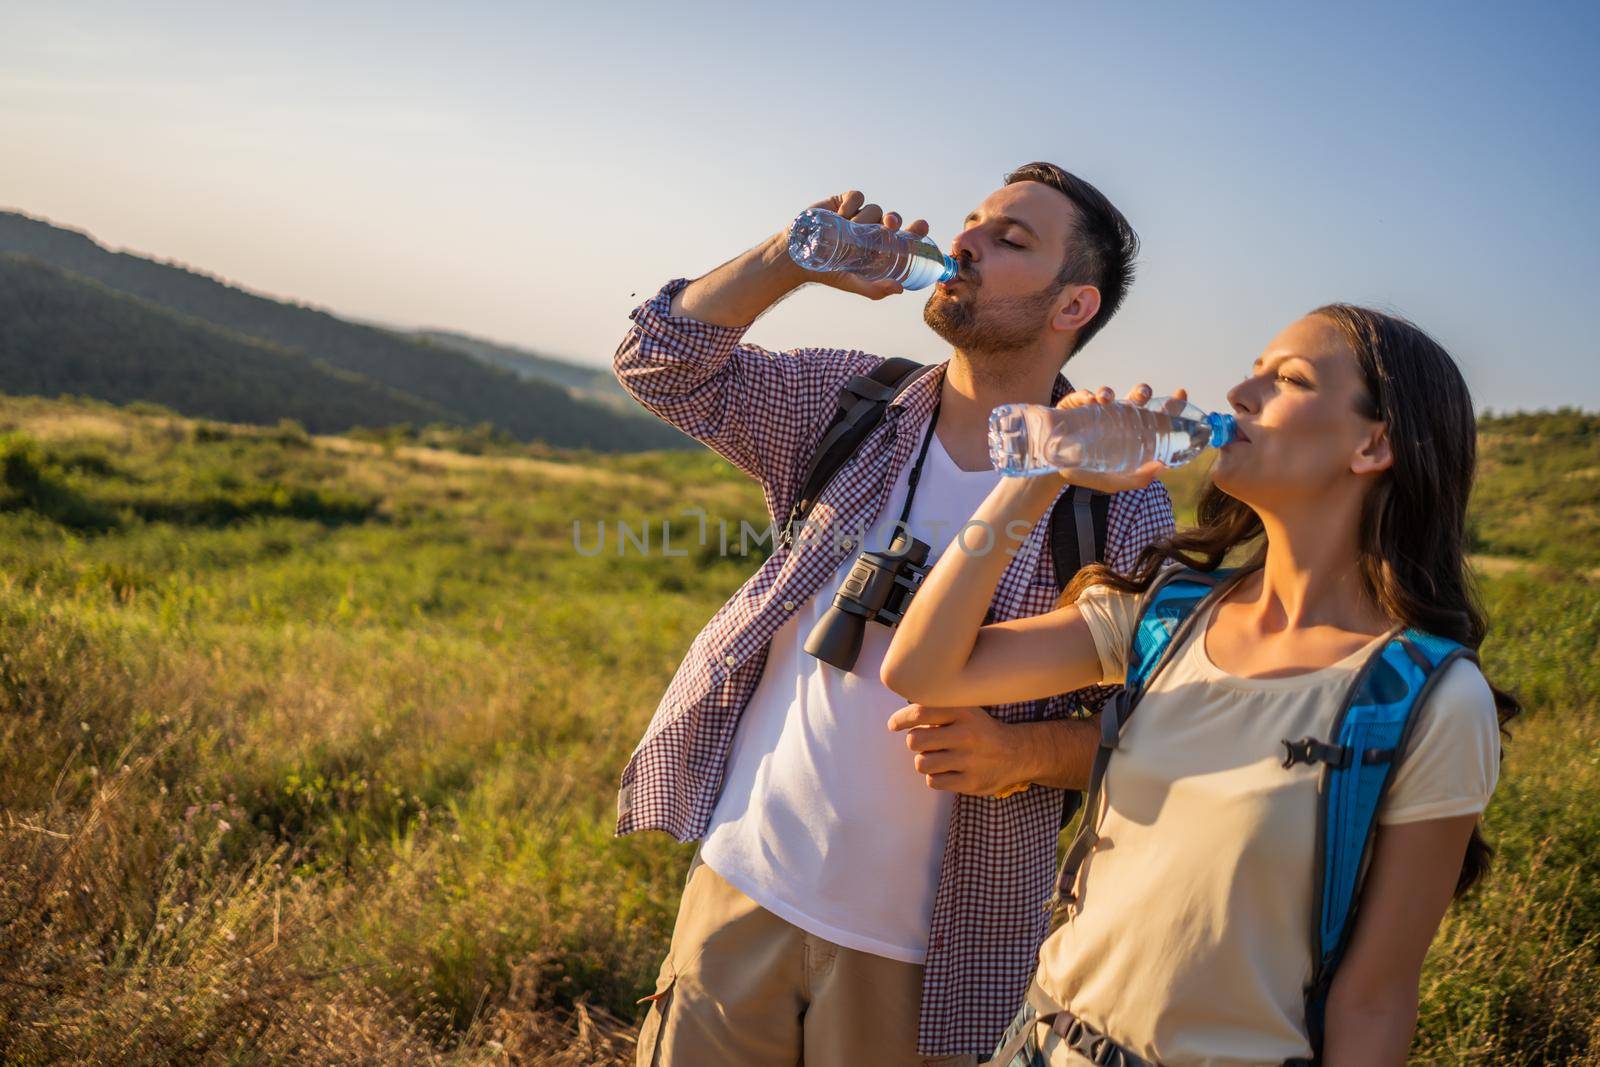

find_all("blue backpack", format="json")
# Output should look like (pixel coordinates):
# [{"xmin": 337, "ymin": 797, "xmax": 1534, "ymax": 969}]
[{"xmin": 1048, "ymin": 563, "xmax": 1476, "ymax": 1063}]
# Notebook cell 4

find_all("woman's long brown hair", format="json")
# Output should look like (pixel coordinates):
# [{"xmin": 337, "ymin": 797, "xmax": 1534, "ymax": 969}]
[{"xmin": 1060, "ymin": 305, "xmax": 1520, "ymax": 898}]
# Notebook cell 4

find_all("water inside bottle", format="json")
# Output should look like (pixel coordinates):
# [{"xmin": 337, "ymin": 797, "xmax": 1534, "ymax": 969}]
[
  {"xmin": 789, "ymin": 209, "xmax": 955, "ymax": 289},
  {"xmin": 988, "ymin": 406, "xmax": 1055, "ymax": 476},
  {"xmin": 788, "ymin": 211, "xmax": 835, "ymax": 267},
  {"xmin": 988, "ymin": 404, "xmax": 1218, "ymax": 476},
  {"xmin": 903, "ymin": 245, "xmax": 953, "ymax": 288},
  {"xmin": 1151, "ymin": 416, "xmax": 1211, "ymax": 465}
]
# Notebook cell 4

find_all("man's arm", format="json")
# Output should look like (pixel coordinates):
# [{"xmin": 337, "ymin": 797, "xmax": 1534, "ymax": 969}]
[
  {"xmin": 889, "ymin": 705, "xmax": 1104, "ymax": 795},
  {"xmin": 1013, "ymin": 713, "xmax": 1103, "ymax": 791},
  {"xmin": 613, "ymin": 192, "xmax": 929, "ymax": 502},
  {"xmin": 670, "ymin": 189, "xmax": 923, "ymax": 324},
  {"xmin": 614, "ymin": 274, "xmax": 872, "ymax": 498},
  {"xmin": 666, "ymin": 230, "xmax": 811, "ymax": 327}
]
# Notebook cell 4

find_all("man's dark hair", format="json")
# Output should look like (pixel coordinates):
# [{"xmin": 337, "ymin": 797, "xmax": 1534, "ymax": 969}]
[{"xmin": 1003, "ymin": 161, "xmax": 1140, "ymax": 357}]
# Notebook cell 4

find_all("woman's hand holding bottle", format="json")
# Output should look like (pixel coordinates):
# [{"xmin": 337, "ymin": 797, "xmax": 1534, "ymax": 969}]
[{"xmin": 1014, "ymin": 384, "xmax": 1190, "ymax": 495}]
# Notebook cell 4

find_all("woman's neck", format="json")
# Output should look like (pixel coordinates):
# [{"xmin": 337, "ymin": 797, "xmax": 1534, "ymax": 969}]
[{"xmin": 1238, "ymin": 503, "xmax": 1391, "ymax": 638}]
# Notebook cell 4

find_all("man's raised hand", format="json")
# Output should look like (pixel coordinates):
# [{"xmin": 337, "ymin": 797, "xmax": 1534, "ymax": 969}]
[{"xmin": 798, "ymin": 190, "xmax": 932, "ymax": 301}]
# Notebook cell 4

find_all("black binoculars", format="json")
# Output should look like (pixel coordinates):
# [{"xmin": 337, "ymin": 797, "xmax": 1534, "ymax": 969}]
[{"xmin": 804, "ymin": 530, "xmax": 932, "ymax": 671}]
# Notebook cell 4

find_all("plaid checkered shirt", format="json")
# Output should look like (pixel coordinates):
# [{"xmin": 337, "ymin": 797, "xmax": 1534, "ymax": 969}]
[{"xmin": 612, "ymin": 276, "xmax": 1176, "ymax": 1057}]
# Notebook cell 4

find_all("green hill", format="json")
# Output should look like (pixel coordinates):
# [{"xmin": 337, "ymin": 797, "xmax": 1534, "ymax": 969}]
[
  {"xmin": 0, "ymin": 254, "xmax": 458, "ymax": 436},
  {"xmin": 0, "ymin": 209, "xmax": 688, "ymax": 452}
]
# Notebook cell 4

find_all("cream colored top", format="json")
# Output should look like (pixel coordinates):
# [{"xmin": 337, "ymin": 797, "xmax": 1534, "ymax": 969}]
[{"xmin": 1035, "ymin": 567, "xmax": 1501, "ymax": 1066}]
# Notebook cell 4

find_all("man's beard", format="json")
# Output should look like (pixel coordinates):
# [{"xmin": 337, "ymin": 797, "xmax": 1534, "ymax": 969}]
[{"xmin": 923, "ymin": 280, "xmax": 1063, "ymax": 355}]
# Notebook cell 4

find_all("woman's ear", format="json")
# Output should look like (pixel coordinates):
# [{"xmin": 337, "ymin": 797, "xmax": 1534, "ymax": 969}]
[{"xmin": 1352, "ymin": 423, "xmax": 1393, "ymax": 476}]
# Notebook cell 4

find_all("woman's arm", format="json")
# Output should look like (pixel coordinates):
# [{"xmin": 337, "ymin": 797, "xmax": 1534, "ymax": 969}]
[
  {"xmin": 1321, "ymin": 813, "xmax": 1479, "ymax": 1066},
  {"xmin": 879, "ymin": 385, "xmax": 1172, "ymax": 707},
  {"xmin": 879, "ymin": 471, "xmax": 1110, "ymax": 705}
]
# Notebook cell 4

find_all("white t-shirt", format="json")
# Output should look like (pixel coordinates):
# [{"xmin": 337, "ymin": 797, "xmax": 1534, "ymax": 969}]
[
  {"xmin": 699, "ymin": 426, "xmax": 1003, "ymax": 963},
  {"xmin": 1035, "ymin": 565, "xmax": 1503, "ymax": 1066}
]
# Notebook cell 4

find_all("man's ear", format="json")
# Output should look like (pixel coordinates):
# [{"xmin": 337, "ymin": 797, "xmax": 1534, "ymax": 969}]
[
  {"xmin": 1053, "ymin": 284, "xmax": 1101, "ymax": 335},
  {"xmin": 1352, "ymin": 423, "xmax": 1393, "ymax": 476}
]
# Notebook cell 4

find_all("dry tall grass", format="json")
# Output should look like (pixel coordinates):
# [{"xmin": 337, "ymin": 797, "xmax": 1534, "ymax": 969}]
[{"xmin": 1, "ymin": 396, "xmax": 1596, "ymax": 1064}]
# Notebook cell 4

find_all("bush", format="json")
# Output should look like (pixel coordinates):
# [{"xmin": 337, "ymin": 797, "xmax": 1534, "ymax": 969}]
[
  {"xmin": 0, "ymin": 432, "xmax": 119, "ymax": 531},
  {"xmin": 272, "ymin": 418, "xmax": 313, "ymax": 448}
]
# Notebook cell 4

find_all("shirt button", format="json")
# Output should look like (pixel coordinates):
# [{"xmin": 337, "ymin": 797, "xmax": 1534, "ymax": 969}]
[
  {"xmin": 783, "ymin": 600, "xmax": 797, "ymax": 611},
  {"xmin": 724, "ymin": 654, "xmax": 737, "ymax": 667}
]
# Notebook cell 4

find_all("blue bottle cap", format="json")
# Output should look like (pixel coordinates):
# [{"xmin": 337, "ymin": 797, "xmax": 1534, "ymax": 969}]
[{"xmin": 1205, "ymin": 412, "xmax": 1237, "ymax": 448}]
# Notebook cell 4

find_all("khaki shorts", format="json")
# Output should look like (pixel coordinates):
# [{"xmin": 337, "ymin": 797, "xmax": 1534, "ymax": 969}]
[{"xmin": 635, "ymin": 850, "xmax": 978, "ymax": 1067}]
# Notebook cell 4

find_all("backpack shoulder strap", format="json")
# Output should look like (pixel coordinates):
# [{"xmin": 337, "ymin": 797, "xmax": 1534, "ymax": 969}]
[
  {"xmin": 779, "ymin": 356, "xmax": 930, "ymax": 549},
  {"xmin": 1125, "ymin": 564, "xmax": 1239, "ymax": 696},
  {"xmin": 1293, "ymin": 628, "xmax": 1474, "ymax": 1057},
  {"xmin": 1046, "ymin": 486, "xmax": 1112, "ymax": 829},
  {"xmin": 1048, "ymin": 563, "xmax": 1246, "ymax": 917},
  {"xmin": 1046, "ymin": 485, "xmax": 1113, "ymax": 589}
]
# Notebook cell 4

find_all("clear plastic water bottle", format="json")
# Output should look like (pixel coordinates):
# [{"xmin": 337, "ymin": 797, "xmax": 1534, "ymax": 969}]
[
  {"xmin": 787, "ymin": 208, "xmax": 959, "ymax": 290},
  {"xmin": 987, "ymin": 398, "xmax": 1239, "ymax": 477}
]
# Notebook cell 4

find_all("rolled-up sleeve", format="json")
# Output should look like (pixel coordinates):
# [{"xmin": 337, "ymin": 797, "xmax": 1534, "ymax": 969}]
[{"xmin": 614, "ymin": 277, "xmax": 880, "ymax": 509}]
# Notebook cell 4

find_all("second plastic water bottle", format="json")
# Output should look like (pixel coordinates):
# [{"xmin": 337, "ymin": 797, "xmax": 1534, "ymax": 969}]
[
  {"xmin": 787, "ymin": 208, "xmax": 958, "ymax": 290},
  {"xmin": 988, "ymin": 398, "xmax": 1238, "ymax": 477}
]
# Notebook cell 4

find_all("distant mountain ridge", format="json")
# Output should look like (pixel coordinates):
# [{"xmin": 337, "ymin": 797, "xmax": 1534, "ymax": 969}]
[
  {"xmin": 0, "ymin": 253, "xmax": 462, "ymax": 435},
  {"xmin": 415, "ymin": 329, "xmax": 634, "ymax": 412},
  {"xmin": 0, "ymin": 209, "xmax": 687, "ymax": 452}
]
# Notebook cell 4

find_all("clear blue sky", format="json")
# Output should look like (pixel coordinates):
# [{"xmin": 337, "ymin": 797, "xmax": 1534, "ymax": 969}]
[{"xmin": 3, "ymin": 0, "xmax": 1597, "ymax": 414}]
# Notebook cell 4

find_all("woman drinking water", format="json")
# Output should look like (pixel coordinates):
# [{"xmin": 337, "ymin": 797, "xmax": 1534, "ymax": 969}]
[{"xmin": 879, "ymin": 306, "xmax": 1517, "ymax": 1066}]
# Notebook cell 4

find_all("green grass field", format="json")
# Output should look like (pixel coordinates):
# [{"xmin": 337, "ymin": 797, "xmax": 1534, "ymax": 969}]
[{"xmin": 0, "ymin": 394, "xmax": 1595, "ymax": 1064}]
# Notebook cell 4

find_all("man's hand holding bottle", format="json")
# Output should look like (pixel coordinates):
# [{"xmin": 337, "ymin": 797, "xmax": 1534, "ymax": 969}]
[{"xmin": 775, "ymin": 189, "xmax": 933, "ymax": 300}]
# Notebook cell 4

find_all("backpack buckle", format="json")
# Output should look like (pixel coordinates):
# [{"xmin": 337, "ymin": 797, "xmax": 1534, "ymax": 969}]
[
  {"xmin": 1281, "ymin": 737, "xmax": 1314, "ymax": 768},
  {"xmin": 1281, "ymin": 736, "xmax": 1352, "ymax": 769}
]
